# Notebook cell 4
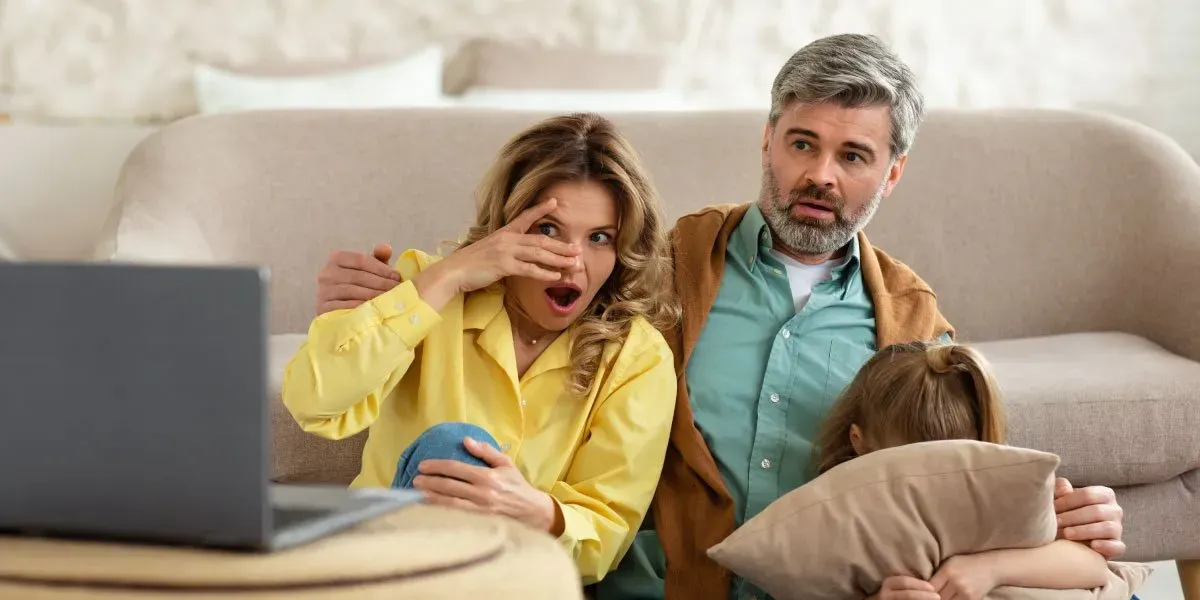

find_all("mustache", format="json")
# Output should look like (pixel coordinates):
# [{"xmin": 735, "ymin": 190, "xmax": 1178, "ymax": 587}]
[{"xmin": 787, "ymin": 184, "xmax": 845, "ymax": 212}]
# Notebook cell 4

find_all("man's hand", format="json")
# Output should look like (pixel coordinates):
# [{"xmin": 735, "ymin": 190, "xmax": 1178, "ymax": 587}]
[
  {"xmin": 1054, "ymin": 477, "xmax": 1126, "ymax": 560},
  {"xmin": 868, "ymin": 576, "xmax": 940, "ymax": 600},
  {"xmin": 316, "ymin": 243, "xmax": 401, "ymax": 314}
]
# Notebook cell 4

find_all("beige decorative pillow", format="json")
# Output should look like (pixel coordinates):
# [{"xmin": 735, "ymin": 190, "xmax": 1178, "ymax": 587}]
[{"xmin": 707, "ymin": 440, "xmax": 1147, "ymax": 600}]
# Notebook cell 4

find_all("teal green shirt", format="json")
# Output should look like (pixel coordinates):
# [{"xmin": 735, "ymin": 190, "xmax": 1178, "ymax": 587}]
[{"xmin": 596, "ymin": 206, "xmax": 943, "ymax": 600}]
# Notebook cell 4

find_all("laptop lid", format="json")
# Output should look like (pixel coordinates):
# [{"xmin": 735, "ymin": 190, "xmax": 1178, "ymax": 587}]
[{"xmin": 0, "ymin": 262, "xmax": 272, "ymax": 548}]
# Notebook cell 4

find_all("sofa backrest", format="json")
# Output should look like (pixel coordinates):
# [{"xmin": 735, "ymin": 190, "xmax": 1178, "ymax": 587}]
[{"xmin": 104, "ymin": 108, "xmax": 1200, "ymax": 360}]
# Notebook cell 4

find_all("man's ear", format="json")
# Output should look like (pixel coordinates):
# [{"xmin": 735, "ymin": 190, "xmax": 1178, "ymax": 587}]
[
  {"xmin": 761, "ymin": 122, "xmax": 772, "ymax": 162},
  {"xmin": 880, "ymin": 154, "xmax": 908, "ymax": 198},
  {"xmin": 850, "ymin": 424, "xmax": 867, "ymax": 455}
]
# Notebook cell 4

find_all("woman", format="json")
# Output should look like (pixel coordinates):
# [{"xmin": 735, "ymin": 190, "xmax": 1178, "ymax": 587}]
[{"xmin": 282, "ymin": 113, "xmax": 680, "ymax": 584}]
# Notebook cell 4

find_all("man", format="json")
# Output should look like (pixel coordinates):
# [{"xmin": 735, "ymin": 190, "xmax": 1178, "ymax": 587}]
[{"xmin": 312, "ymin": 34, "xmax": 1125, "ymax": 600}]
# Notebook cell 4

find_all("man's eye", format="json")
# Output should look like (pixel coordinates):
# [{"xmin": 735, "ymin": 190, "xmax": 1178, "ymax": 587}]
[
  {"xmin": 537, "ymin": 223, "xmax": 558, "ymax": 236},
  {"xmin": 792, "ymin": 141, "xmax": 810, "ymax": 151},
  {"xmin": 845, "ymin": 152, "xmax": 861, "ymax": 162}
]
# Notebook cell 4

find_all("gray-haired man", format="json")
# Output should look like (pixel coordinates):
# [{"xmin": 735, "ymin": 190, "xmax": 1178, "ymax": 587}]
[{"xmin": 595, "ymin": 33, "xmax": 1126, "ymax": 600}]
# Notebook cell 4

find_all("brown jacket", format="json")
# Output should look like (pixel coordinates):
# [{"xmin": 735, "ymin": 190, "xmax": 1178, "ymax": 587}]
[{"xmin": 652, "ymin": 203, "xmax": 954, "ymax": 599}]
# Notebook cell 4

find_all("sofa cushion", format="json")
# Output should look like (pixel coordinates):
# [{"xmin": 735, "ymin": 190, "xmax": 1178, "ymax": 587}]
[
  {"xmin": 978, "ymin": 332, "xmax": 1200, "ymax": 487},
  {"xmin": 268, "ymin": 333, "xmax": 364, "ymax": 485}
]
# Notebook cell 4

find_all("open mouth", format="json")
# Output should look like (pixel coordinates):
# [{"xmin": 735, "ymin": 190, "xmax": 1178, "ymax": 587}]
[
  {"xmin": 544, "ymin": 284, "xmax": 583, "ymax": 314},
  {"xmin": 798, "ymin": 201, "xmax": 833, "ymax": 213}
]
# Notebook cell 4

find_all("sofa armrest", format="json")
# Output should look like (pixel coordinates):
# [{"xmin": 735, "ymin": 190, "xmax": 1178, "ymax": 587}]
[{"xmin": 1137, "ymin": 150, "xmax": 1200, "ymax": 363}]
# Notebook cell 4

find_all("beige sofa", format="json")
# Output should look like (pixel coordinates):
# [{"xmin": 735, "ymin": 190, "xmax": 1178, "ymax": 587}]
[{"xmin": 97, "ymin": 107, "xmax": 1200, "ymax": 591}]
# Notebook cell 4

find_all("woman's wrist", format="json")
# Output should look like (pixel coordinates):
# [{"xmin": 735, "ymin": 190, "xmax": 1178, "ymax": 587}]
[
  {"xmin": 411, "ymin": 262, "xmax": 459, "ymax": 312},
  {"xmin": 541, "ymin": 493, "xmax": 565, "ymax": 536}
]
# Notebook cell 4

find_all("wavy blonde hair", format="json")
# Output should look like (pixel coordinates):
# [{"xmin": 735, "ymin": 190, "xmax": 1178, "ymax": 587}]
[
  {"xmin": 816, "ymin": 341, "xmax": 1007, "ymax": 475},
  {"xmin": 456, "ymin": 113, "xmax": 679, "ymax": 396}
]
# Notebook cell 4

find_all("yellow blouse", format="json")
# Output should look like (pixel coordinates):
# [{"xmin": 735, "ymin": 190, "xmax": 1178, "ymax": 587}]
[{"xmin": 282, "ymin": 249, "xmax": 677, "ymax": 583}]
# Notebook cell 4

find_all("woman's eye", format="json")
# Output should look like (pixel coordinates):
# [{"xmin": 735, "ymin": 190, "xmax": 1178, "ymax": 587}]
[
  {"xmin": 537, "ymin": 223, "xmax": 558, "ymax": 236},
  {"xmin": 590, "ymin": 232, "xmax": 613, "ymax": 244}
]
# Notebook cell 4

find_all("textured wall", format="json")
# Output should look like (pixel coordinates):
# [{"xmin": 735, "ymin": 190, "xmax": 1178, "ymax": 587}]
[{"xmin": 1, "ymin": 0, "xmax": 1197, "ymax": 154}]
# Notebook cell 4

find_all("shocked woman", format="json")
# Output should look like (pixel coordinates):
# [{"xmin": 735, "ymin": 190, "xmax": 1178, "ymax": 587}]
[{"xmin": 282, "ymin": 113, "xmax": 679, "ymax": 584}]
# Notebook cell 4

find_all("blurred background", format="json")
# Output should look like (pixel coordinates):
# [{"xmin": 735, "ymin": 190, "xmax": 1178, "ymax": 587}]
[{"xmin": 1, "ymin": 0, "xmax": 1198, "ymax": 159}]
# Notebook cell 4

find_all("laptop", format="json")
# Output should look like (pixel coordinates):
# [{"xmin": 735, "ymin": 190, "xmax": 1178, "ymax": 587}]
[{"xmin": 0, "ymin": 262, "xmax": 420, "ymax": 551}]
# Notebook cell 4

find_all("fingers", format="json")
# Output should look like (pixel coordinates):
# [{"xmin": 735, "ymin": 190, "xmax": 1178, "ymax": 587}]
[
  {"xmin": 418, "ymin": 459, "xmax": 491, "ymax": 486},
  {"xmin": 420, "ymin": 490, "xmax": 484, "ymax": 513},
  {"xmin": 1053, "ymin": 485, "xmax": 1116, "ymax": 514},
  {"xmin": 1062, "ymin": 519, "xmax": 1123, "ymax": 544},
  {"xmin": 1054, "ymin": 477, "xmax": 1073, "ymax": 499},
  {"xmin": 332, "ymin": 250, "xmax": 401, "ymax": 282},
  {"xmin": 321, "ymin": 283, "xmax": 385, "ymax": 302},
  {"xmin": 880, "ymin": 576, "xmax": 939, "ymax": 600},
  {"xmin": 502, "ymin": 257, "xmax": 562, "ymax": 282},
  {"xmin": 372, "ymin": 243, "xmax": 393, "ymax": 265},
  {"xmin": 511, "ymin": 243, "xmax": 579, "ymax": 271},
  {"xmin": 1057, "ymin": 499, "xmax": 1122, "ymax": 529},
  {"xmin": 928, "ymin": 570, "xmax": 947, "ymax": 592},
  {"xmin": 412, "ymin": 474, "xmax": 488, "ymax": 505},
  {"xmin": 504, "ymin": 198, "xmax": 559, "ymax": 233},
  {"xmin": 883, "ymin": 576, "xmax": 937, "ymax": 592},
  {"xmin": 521, "ymin": 232, "xmax": 580, "ymax": 257},
  {"xmin": 464, "ymin": 437, "xmax": 513, "ymax": 468},
  {"xmin": 1089, "ymin": 539, "xmax": 1127, "ymax": 561},
  {"xmin": 343, "ymin": 269, "xmax": 400, "ymax": 293}
]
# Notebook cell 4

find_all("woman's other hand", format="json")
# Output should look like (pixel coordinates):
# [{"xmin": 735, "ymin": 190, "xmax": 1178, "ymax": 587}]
[{"xmin": 412, "ymin": 437, "xmax": 565, "ymax": 535}]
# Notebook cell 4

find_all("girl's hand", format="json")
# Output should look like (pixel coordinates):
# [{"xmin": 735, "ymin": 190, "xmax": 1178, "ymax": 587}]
[
  {"xmin": 869, "ymin": 576, "xmax": 940, "ymax": 600},
  {"xmin": 412, "ymin": 437, "xmax": 565, "ymax": 535},
  {"xmin": 412, "ymin": 198, "xmax": 581, "ymax": 311},
  {"xmin": 929, "ymin": 555, "xmax": 999, "ymax": 600}
]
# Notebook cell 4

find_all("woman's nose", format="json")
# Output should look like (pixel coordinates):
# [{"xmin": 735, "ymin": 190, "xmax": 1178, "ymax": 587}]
[{"xmin": 562, "ymin": 245, "xmax": 586, "ymax": 274}]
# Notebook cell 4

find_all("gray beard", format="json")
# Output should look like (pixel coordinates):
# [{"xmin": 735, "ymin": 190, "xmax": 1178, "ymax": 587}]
[{"xmin": 758, "ymin": 164, "xmax": 887, "ymax": 256}]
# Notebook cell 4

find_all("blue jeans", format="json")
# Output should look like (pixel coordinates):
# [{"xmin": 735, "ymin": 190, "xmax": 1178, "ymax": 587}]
[{"xmin": 390, "ymin": 421, "xmax": 501, "ymax": 489}]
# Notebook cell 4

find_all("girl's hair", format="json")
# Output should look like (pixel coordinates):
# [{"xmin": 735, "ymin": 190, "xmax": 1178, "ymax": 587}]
[
  {"xmin": 815, "ymin": 341, "xmax": 1006, "ymax": 474},
  {"xmin": 457, "ymin": 112, "xmax": 680, "ymax": 396}
]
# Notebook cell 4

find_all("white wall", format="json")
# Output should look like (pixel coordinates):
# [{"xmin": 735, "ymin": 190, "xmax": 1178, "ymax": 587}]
[{"xmin": 1, "ymin": 0, "xmax": 1198, "ymax": 156}]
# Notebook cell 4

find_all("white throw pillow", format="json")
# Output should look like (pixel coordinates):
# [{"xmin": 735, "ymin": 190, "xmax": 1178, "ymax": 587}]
[{"xmin": 192, "ymin": 46, "xmax": 446, "ymax": 113}]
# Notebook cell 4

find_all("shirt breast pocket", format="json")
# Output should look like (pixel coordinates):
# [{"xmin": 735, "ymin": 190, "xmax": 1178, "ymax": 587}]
[{"xmin": 823, "ymin": 339, "xmax": 877, "ymax": 406}]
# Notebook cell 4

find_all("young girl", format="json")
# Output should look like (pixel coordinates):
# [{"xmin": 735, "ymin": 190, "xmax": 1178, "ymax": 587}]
[
  {"xmin": 282, "ymin": 113, "xmax": 680, "ymax": 584},
  {"xmin": 816, "ymin": 341, "xmax": 1111, "ymax": 600}
]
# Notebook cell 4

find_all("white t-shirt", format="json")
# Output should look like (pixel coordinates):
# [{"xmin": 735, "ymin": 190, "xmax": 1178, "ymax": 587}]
[{"xmin": 768, "ymin": 249, "xmax": 849, "ymax": 313}]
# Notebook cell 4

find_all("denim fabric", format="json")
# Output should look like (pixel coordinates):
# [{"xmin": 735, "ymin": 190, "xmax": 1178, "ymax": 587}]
[{"xmin": 390, "ymin": 421, "xmax": 501, "ymax": 489}]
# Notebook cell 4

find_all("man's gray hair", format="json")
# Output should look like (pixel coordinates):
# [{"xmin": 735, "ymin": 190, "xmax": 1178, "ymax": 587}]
[{"xmin": 769, "ymin": 33, "xmax": 925, "ymax": 158}]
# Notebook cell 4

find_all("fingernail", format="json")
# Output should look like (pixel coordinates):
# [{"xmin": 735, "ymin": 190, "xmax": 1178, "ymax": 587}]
[
  {"xmin": 1063, "ymin": 527, "xmax": 1074, "ymax": 539},
  {"xmin": 1056, "ymin": 517, "xmax": 1064, "ymax": 527}
]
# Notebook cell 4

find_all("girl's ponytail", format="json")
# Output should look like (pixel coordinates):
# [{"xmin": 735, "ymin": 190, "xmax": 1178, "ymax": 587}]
[{"xmin": 923, "ymin": 344, "xmax": 1007, "ymax": 444}]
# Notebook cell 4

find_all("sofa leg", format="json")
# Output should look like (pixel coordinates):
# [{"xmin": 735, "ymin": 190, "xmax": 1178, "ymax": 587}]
[{"xmin": 1180, "ymin": 559, "xmax": 1200, "ymax": 600}]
